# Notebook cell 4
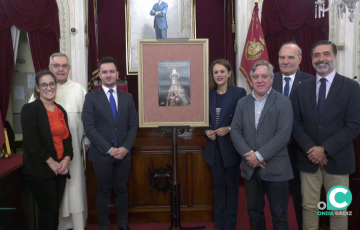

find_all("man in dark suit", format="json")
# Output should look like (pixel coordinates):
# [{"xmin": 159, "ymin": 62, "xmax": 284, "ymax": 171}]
[
  {"xmin": 231, "ymin": 60, "xmax": 294, "ymax": 230},
  {"xmin": 83, "ymin": 57, "xmax": 138, "ymax": 230},
  {"xmin": 291, "ymin": 40, "xmax": 360, "ymax": 230},
  {"xmin": 272, "ymin": 42, "xmax": 313, "ymax": 230}
]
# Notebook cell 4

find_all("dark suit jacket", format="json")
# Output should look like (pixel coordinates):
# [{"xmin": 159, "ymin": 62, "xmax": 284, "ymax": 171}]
[
  {"xmin": 230, "ymin": 89, "xmax": 294, "ymax": 181},
  {"xmin": 273, "ymin": 70, "xmax": 314, "ymax": 159},
  {"xmin": 291, "ymin": 73, "xmax": 360, "ymax": 174},
  {"xmin": 82, "ymin": 88, "xmax": 138, "ymax": 164},
  {"xmin": 203, "ymin": 86, "xmax": 247, "ymax": 168},
  {"xmin": 273, "ymin": 70, "xmax": 314, "ymax": 97},
  {"xmin": 21, "ymin": 99, "xmax": 73, "ymax": 181}
]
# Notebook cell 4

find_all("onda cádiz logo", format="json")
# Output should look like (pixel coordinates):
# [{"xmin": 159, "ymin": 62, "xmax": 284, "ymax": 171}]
[{"xmin": 317, "ymin": 185, "xmax": 352, "ymax": 216}]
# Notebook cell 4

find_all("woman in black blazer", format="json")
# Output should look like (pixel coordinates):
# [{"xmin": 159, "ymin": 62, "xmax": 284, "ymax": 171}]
[
  {"xmin": 204, "ymin": 59, "xmax": 246, "ymax": 230},
  {"xmin": 21, "ymin": 70, "xmax": 73, "ymax": 230}
]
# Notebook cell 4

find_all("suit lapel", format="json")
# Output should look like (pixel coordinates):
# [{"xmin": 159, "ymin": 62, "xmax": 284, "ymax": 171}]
[
  {"xmin": 321, "ymin": 73, "xmax": 343, "ymax": 120},
  {"xmin": 291, "ymin": 71, "xmax": 302, "ymax": 95},
  {"xmin": 97, "ymin": 89, "xmax": 116, "ymax": 123},
  {"xmin": 309, "ymin": 78, "xmax": 319, "ymax": 121},
  {"xmin": 273, "ymin": 73, "xmax": 283, "ymax": 93},
  {"xmin": 246, "ymin": 95, "xmax": 256, "ymax": 130},
  {"xmin": 209, "ymin": 89, "xmax": 217, "ymax": 127},
  {"xmin": 157, "ymin": 2, "xmax": 162, "ymax": 11},
  {"xmin": 116, "ymin": 90, "xmax": 123, "ymax": 123},
  {"xmin": 218, "ymin": 87, "xmax": 234, "ymax": 125},
  {"xmin": 257, "ymin": 89, "xmax": 276, "ymax": 129}
]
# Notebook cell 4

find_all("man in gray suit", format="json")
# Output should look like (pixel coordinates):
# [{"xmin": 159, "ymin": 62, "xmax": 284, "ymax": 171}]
[
  {"xmin": 231, "ymin": 60, "xmax": 293, "ymax": 230},
  {"xmin": 83, "ymin": 57, "xmax": 138, "ymax": 230}
]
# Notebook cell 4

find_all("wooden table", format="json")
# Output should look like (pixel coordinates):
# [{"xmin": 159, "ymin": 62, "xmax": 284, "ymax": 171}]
[{"xmin": 0, "ymin": 154, "xmax": 36, "ymax": 230}]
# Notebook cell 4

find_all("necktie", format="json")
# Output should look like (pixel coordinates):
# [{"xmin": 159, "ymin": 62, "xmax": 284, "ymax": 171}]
[
  {"xmin": 284, "ymin": 77, "xmax": 291, "ymax": 97},
  {"xmin": 318, "ymin": 78, "xmax": 327, "ymax": 117},
  {"xmin": 109, "ymin": 89, "xmax": 117, "ymax": 147}
]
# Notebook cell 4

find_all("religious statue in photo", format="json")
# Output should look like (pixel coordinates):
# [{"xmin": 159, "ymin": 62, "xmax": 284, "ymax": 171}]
[{"xmin": 166, "ymin": 69, "xmax": 190, "ymax": 106}]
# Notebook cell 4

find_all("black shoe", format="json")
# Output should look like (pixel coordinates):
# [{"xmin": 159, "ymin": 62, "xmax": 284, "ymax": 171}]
[{"xmin": 119, "ymin": 226, "xmax": 130, "ymax": 230}]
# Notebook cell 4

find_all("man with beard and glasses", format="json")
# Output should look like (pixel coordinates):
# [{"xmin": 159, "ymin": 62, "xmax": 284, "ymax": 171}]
[
  {"xmin": 273, "ymin": 42, "xmax": 313, "ymax": 230},
  {"xmin": 290, "ymin": 40, "xmax": 360, "ymax": 230}
]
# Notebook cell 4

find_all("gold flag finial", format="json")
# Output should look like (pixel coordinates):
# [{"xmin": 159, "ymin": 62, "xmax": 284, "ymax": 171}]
[{"xmin": 255, "ymin": 0, "xmax": 258, "ymax": 3}]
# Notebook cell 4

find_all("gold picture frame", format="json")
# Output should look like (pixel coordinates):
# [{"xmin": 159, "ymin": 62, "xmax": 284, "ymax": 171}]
[
  {"xmin": 138, "ymin": 39, "xmax": 209, "ymax": 127},
  {"xmin": 125, "ymin": 0, "xmax": 196, "ymax": 75}
]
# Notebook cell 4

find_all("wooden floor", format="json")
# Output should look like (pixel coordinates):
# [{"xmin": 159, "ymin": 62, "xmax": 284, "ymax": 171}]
[{"xmin": 85, "ymin": 186, "xmax": 298, "ymax": 230}]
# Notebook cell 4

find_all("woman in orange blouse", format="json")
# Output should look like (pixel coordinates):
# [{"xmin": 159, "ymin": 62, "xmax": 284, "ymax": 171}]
[{"xmin": 21, "ymin": 70, "xmax": 73, "ymax": 230}]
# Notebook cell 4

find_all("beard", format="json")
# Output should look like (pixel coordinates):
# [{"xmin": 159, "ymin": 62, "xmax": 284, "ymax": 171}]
[{"xmin": 313, "ymin": 60, "xmax": 334, "ymax": 74}]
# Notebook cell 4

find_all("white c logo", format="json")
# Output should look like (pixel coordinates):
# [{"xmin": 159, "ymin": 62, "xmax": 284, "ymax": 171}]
[{"xmin": 329, "ymin": 187, "xmax": 348, "ymax": 208}]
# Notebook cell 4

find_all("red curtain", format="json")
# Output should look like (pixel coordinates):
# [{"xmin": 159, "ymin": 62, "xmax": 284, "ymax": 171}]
[
  {"xmin": 0, "ymin": 0, "xmax": 60, "ymax": 124},
  {"xmin": 261, "ymin": 0, "xmax": 329, "ymax": 75},
  {"xmin": 0, "ymin": 28, "xmax": 14, "ymax": 126},
  {"xmin": 224, "ymin": 0, "xmax": 236, "ymax": 83},
  {"xmin": 88, "ymin": 0, "xmax": 99, "ymax": 92},
  {"xmin": 28, "ymin": 29, "xmax": 60, "ymax": 73}
]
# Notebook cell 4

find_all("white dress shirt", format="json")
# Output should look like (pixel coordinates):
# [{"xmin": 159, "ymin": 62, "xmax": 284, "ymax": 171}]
[
  {"xmin": 102, "ymin": 85, "xmax": 118, "ymax": 153},
  {"xmin": 250, "ymin": 88, "xmax": 272, "ymax": 163},
  {"xmin": 102, "ymin": 85, "xmax": 118, "ymax": 110},
  {"xmin": 282, "ymin": 72, "xmax": 296, "ymax": 94}
]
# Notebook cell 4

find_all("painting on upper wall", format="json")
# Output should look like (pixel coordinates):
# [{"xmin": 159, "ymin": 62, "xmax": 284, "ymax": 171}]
[{"xmin": 125, "ymin": 0, "xmax": 196, "ymax": 75}]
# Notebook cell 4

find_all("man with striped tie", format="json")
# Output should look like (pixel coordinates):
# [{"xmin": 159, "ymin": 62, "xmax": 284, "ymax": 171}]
[{"xmin": 272, "ymin": 42, "xmax": 313, "ymax": 230}]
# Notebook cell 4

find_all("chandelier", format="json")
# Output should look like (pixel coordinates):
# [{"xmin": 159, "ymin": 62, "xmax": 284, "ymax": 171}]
[{"xmin": 315, "ymin": 0, "xmax": 360, "ymax": 22}]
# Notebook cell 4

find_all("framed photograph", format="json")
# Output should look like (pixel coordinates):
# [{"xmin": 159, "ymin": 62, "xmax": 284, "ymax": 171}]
[
  {"xmin": 138, "ymin": 39, "xmax": 209, "ymax": 127},
  {"xmin": 125, "ymin": 0, "xmax": 196, "ymax": 75}
]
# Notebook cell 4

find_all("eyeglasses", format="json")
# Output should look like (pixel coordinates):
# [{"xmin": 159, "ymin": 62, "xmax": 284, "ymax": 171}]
[
  {"xmin": 38, "ymin": 82, "xmax": 57, "ymax": 89},
  {"xmin": 252, "ymin": 75, "xmax": 270, "ymax": 80},
  {"xmin": 50, "ymin": 64, "xmax": 70, "ymax": 69}
]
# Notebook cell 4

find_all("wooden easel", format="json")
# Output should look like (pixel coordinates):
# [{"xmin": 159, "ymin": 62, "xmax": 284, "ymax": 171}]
[{"xmin": 1, "ymin": 128, "xmax": 11, "ymax": 158}]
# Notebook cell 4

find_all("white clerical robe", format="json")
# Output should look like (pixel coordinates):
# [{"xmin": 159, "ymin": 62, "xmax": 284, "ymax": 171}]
[{"xmin": 29, "ymin": 79, "xmax": 87, "ymax": 229}]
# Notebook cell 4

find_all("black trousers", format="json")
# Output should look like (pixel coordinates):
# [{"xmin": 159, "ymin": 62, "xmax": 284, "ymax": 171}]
[
  {"xmin": 26, "ymin": 175, "xmax": 67, "ymax": 230},
  {"xmin": 92, "ymin": 158, "xmax": 131, "ymax": 230},
  {"xmin": 244, "ymin": 169, "xmax": 289, "ymax": 230},
  {"xmin": 288, "ymin": 157, "xmax": 302, "ymax": 230},
  {"xmin": 209, "ymin": 145, "xmax": 240, "ymax": 230}
]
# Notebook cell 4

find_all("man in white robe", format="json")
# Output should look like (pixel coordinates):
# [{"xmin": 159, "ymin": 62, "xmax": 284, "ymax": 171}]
[{"xmin": 29, "ymin": 53, "xmax": 87, "ymax": 230}]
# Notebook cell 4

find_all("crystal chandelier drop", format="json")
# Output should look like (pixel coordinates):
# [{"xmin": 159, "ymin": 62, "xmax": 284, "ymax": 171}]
[{"xmin": 315, "ymin": 0, "xmax": 360, "ymax": 22}]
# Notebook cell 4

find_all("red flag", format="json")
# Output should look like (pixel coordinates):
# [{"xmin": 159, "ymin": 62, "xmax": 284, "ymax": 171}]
[
  {"xmin": 0, "ymin": 111, "xmax": 5, "ymax": 147},
  {"xmin": 240, "ymin": 3, "xmax": 269, "ymax": 90}
]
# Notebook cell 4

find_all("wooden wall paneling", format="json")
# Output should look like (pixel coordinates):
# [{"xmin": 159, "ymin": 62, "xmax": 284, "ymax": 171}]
[
  {"xmin": 130, "ymin": 151, "xmax": 173, "ymax": 207},
  {"xmin": 191, "ymin": 151, "xmax": 213, "ymax": 206}
]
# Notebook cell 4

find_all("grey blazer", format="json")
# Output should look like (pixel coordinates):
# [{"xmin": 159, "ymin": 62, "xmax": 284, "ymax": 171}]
[{"xmin": 230, "ymin": 89, "xmax": 294, "ymax": 181}]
